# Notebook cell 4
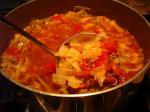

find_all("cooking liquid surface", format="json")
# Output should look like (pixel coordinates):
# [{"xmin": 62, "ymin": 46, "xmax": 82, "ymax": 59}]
[{"xmin": 0, "ymin": 11, "xmax": 144, "ymax": 94}]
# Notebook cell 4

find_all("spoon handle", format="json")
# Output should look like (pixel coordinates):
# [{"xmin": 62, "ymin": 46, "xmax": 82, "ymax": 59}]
[{"xmin": 0, "ymin": 14, "xmax": 55, "ymax": 56}]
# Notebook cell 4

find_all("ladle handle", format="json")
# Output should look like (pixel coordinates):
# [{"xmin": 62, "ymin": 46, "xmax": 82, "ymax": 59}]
[{"xmin": 0, "ymin": 14, "xmax": 55, "ymax": 56}]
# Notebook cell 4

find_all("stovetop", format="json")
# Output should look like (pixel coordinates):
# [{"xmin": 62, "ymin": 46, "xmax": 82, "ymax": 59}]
[
  {"xmin": 0, "ymin": 0, "xmax": 150, "ymax": 112},
  {"xmin": 0, "ymin": 74, "xmax": 150, "ymax": 112}
]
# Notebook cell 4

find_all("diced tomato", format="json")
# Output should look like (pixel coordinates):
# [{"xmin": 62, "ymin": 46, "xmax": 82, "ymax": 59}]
[
  {"xmin": 72, "ymin": 24, "xmax": 82, "ymax": 32},
  {"xmin": 102, "ymin": 38, "xmax": 117, "ymax": 54},
  {"xmin": 130, "ymin": 42, "xmax": 140, "ymax": 52},
  {"xmin": 46, "ymin": 63, "xmax": 56, "ymax": 74},
  {"xmin": 104, "ymin": 76, "xmax": 116, "ymax": 85},
  {"xmin": 94, "ymin": 52, "xmax": 108, "ymax": 67},
  {"xmin": 123, "ymin": 62, "xmax": 136, "ymax": 68},
  {"xmin": 80, "ymin": 52, "xmax": 108, "ymax": 70},
  {"xmin": 109, "ymin": 62, "xmax": 125, "ymax": 77},
  {"xmin": 52, "ymin": 14, "xmax": 65, "ymax": 23},
  {"xmin": 74, "ymin": 71, "xmax": 91, "ymax": 79},
  {"xmin": 80, "ymin": 59, "xmax": 90, "ymax": 70},
  {"xmin": 78, "ymin": 83, "xmax": 88, "ymax": 89},
  {"xmin": 78, "ymin": 80, "xmax": 98, "ymax": 89}
]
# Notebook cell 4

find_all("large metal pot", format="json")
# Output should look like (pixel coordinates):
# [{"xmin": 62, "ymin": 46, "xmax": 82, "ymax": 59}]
[{"xmin": 0, "ymin": 0, "xmax": 150, "ymax": 112}]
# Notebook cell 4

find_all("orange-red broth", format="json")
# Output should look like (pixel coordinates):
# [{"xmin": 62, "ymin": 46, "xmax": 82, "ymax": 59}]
[{"xmin": 0, "ymin": 11, "xmax": 144, "ymax": 94}]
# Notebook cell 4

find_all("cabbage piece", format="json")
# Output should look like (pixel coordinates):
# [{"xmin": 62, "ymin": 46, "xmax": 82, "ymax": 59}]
[
  {"xmin": 67, "ymin": 76, "xmax": 83, "ymax": 89},
  {"xmin": 52, "ymin": 73, "xmax": 67, "ymax": 86},
  {"xmin": 93, "ymin": 66, "xmax": 106, "ymax": 87}
]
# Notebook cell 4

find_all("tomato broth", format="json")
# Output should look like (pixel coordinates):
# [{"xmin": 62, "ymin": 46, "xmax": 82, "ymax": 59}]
[{"xmin": 0, "ymin": 11, "xmax": 144, "ymax": 94}]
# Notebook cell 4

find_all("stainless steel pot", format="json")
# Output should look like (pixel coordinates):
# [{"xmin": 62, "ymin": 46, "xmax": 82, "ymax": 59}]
[{"xmin": 0, "ymin": 0, "xmax": 150, "ymax": 111}]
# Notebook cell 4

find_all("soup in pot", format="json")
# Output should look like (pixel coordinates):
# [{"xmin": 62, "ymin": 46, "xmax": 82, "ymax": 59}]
[{"xmin": 0, "ymin": 11, "xmax": 144, "ymax": 94}]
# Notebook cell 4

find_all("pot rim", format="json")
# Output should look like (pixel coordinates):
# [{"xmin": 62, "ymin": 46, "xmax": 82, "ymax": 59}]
[
  {"xmin": 1, "ymin": 62, "xmax": 149, "ymax": 97},
  {"xmin": 1, "ymin": 0, "xmax": 150, "ymax": 98}
]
